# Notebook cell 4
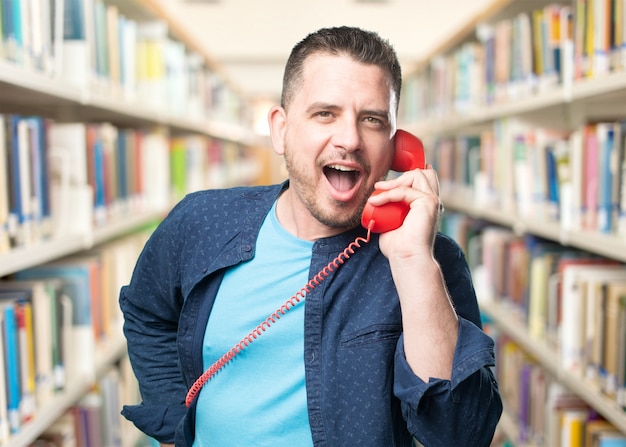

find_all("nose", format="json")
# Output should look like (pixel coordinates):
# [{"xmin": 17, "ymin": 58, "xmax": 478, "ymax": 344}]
[{"xmin": 332, "ymin": 120, "xmax": 361, "ymax": 153}]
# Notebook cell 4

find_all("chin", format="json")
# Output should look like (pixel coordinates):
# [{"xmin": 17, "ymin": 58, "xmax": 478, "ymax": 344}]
[{"xmin": 317, "ymin": 207, "xmax": 362, "ymax": 230}]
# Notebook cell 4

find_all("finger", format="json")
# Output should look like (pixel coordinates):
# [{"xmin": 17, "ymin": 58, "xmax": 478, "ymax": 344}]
[{"xmin": 406, "ymin": 168, "xmax": 440, "ymax": 196}]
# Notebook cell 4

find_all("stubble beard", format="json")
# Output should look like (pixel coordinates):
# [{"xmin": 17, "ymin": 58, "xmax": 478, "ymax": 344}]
[{"xmin": 284, "ymin": 154, "xmax": 366, "ymax": 230}]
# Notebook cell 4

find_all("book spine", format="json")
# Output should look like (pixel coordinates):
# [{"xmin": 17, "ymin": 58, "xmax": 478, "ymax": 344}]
[{"xmin": 3, "ymin": 304, "xmax": 21, "ymax": 433}]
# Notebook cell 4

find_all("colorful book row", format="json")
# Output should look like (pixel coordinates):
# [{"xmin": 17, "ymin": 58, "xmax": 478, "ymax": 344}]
[
  {"xmin": 0, "ymin": 113, "xmax": 260, "ymax": 255},
  {"xmin": 0, "ymin": 230, "xmax": 148, "ymax": 442},
  {"xmin": 442, "ymin": 215, "xmax": 626, "ymax": 412},
  {"xmin": 401, "ymin": 1, "xmax": 626, "ymax": 122},
  {"xmin": 0, "ymin": 0, "xmax": 245, "ymax": 123},
  {"xmin": 31, "ymin": 356, "xmax": 147, "ymax": 447},
  {"xmin": 431, "ymin": 118, "xmax": 626, "ymax": 237},
  {"xmin": 495, "ymin": 334, "xmax": 626, "ymax": 447}
]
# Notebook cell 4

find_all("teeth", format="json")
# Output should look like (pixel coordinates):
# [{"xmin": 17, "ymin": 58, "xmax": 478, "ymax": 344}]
[{"xmin": 327, "ymin": 164, "xmax": 356, "ymax": 172}]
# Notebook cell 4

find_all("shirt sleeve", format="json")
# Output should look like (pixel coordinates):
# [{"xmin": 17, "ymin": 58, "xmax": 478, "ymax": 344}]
[
  {"xmin": 119, "ymin": 201, "xmax": 189, "ymax": 443},
  {"xmin": 392, "ymin": 233, "xmax": 503, "ymax": 446},
  {"xmin": 394, "ymin": 320, "xmax": 501, "ymax": 445}
]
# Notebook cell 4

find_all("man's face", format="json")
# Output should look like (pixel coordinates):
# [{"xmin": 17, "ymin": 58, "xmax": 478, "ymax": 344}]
[{"xmin": 271, "ymin": 53, "xmax": 397, "ymax": 231}]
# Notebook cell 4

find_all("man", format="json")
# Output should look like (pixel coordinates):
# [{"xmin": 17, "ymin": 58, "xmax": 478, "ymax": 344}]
[{"xmin": 120, "ymin": 26, "xmax": 502, "ymax": 446}]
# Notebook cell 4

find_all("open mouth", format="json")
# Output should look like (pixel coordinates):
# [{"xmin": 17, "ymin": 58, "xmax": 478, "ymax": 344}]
[{"xmin": 324, "ymin": 164, "xmax": 361, "ymax": 194}]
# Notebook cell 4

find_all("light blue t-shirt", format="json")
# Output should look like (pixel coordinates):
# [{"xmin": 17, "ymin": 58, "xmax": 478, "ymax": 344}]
[{"xmin": 193, "ymin": 202, "xmax": 314, "ymax": 446}]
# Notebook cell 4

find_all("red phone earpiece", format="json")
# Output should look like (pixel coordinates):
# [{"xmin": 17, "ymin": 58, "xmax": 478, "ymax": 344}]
[
  {"xmin": 391, "ymin": 129, "xmax": 426, "ymax": 172},
  {"xmin": 361, "ymin": 130, "xmax": 426, "ymax": 233}
]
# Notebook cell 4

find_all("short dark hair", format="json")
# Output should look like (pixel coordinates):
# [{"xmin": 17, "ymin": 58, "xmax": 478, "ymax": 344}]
[{"xmin": 281, "ymin": 26, "xmax": 402, "ymax": 112}]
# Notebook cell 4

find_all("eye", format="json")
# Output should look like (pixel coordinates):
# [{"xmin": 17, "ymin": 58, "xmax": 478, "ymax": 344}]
[
  {"xmin": 316, "ymin": 111, "xmax": 333, "ymax": 118},
  {"xmin": 363, "ymin": 116, "xmax": 386, "ymax": 127}
]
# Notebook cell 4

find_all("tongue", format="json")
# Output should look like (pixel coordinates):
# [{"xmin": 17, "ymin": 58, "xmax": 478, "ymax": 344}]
[{"xmin": 326, "ymin": 169, "xmax": 356, "ymax": 192}]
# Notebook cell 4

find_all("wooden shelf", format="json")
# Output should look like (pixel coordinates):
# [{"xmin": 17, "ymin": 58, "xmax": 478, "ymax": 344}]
[
  {"xmin": 442, "ymin": 191, "xmax": 626, "ymax": 263},
  {"xmin": 0, "ymin": 59, "xmax": 261, "ymax": 144}
]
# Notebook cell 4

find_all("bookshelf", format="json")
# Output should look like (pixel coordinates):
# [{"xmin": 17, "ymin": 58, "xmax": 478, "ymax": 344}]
[
  {"xmin": 0, "ymin": 0, "xmax": 267, "ymax": 445},
  {"xmin": 399, "ymin": 0, "xmax": 626, "ymax": 445},
  {"xmin": 483, "ymin": 299, "xmax": 626, "ymax": 434},
  {"xmin": 7, "ymin": 335, "xmax": 127, "ymax": 447}
]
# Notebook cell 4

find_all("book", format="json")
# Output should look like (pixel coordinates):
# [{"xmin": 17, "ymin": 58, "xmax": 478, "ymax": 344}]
[
  {"xmin": 545, "ymin": 142, "xmax": 560, "ymax": 220},
  {"xmin": 605, "ymin": 281, "xmax": 626, "ymax": 406},
  {"xmin": 56, "ymin": 288, "xmax": 74, "ymax": 392},
  {"xmin": 479, "ymin": 226, "xmax": 518, "ymax": 303},
  {"xmin": 529, "ymin": 366, "xmax": 548, "ymax": 444},
  {"xmin": 529, "ymin": 130, "xmax": 550, "ymax": 219},
  {"xmin": 61, "ymin": 0, "xmax": 89, "ymax": 87},
  {"xmin": 544, "ymin": 382, "xmax": 588, "ymax": 446},
  {"xmin": 85, "ymin": 123, "xmax": 105, "ymax": 226},
  {"xmin": 0, "ymin": 114, "xmax": 9, "ymax": 253},
  {"xmin": 0, "ymin": 293, "xmax": 27, "ymax": 434},
  {"xmin": 136, "ymin": 20, "xmax": 168, "ymax": 109},
  {"xmin": 0, "ymin": 279, "xmax": 59, "ymax": 406},
  {"xmin": 561, "ymin": 409, "xmax": 587, "ymax": 446},
  {"xmin": 170, "ymin": 137, "xmax": 187, "ymax": 201},
  {"xmin": 119, "ymin": 14, "xmax": 137, "ymax": 100},
  {"xmin": 585, "ymin": 0, "xmax": 596, "ymax": 78},
  {"xmin": 493, "ymin": 119, "xmax": 516, "ymax": 211},
  {"xmin": 559, "ymin": 5, "xmax": 574, "ymax": 89},
  {"xmin": 559, "ymin": 263, "xmax": 626, "ymax": 375},
  {"xmin": 106, "ymin": 3, "xmax": 121, "ymax": 90},
  {"xmin": 99, "ymin": 369, "xmax": 122, "ymax": 447},
  {"xmin": 532, "ymin": 8, "xmax": 545, "ymax": 79},
  {"xmin": 593, "ymin": 0, "xmax": 611, "ymax": 76},
  {"xmin": 544, "ymin": 4, "xmax": 563, "ymax": 87},
  {"xmin": 47, "ymin": 121, "xmax": 92, "ymax": 237},
  {"xmin": 586, "ymin": 420, "xmax": 621, "ymax": 446},
  {"xmin": 72, "ymin": 390, "xmax": 103, "ymax": 446},
  {"xmin": 15, "ymin": 299, "xmax": 36, "ymax": 423},
  {"xmin": 513, "ymin": 133, "xmax": 534, "ymax": 216},
  {"xmin": 518, "ymin": 363, "xmax": 533, "ymax": 443},
  {"xmin": 577, "ymin": 268, "xmax": 626, "ymax": 387},
  {"xmin": 597, "ymin": 281, "xmax": 626, "ymax": 399},
  {"xmin": 615, "ymin": 120, "xmax": 626, "ymax": 237},
  {"xmin": 583, "ymin": 123, "xmax": 599, "ymax": 230},
  {"xmin": 6, "ymin": 115, "xmax": 33, "ymax": 247},
  {"xmin": 552, "ymin": 140, "xmax": 571, "ymax": 226},
  {"xmin": 0, "ymin": 302, "xmax": 10, "ymax": 443},
  {"xmin": 140, "ymin": 128, "xmax": 170, "ymax": 211},
  {"xmin": 528, "ymin": 248, "xmax": 557, "ymax": 340},
  {"xmin": 567, "ymin": 128, "xmax": 584, "ymax": 230},
  {"xmin": 16, "ymin": 260, "xmax": 97, "ymax": 383},
  {"xmin": 574, "ymin": 0, "xmax": 589, "ymax": 80},
  {"xmin": 504, "ymin": 237, "xmax": 529, "ymax": 310},
  {"xmin": 599, "ymin": 436, "xmax": 626, "ymax": 447},
  {"xmin": 597, "ymin": 122, "xmax": 617, "ymax": 233},
  {"xmin": 4, "ymin": 0, "xmax": 23, "ymax": 64}
]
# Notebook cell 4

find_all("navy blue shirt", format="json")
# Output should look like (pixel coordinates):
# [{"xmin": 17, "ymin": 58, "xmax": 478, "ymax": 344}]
[{"xmin": 120, "ymin": 182, "xmax": 502, "ymax": 446}]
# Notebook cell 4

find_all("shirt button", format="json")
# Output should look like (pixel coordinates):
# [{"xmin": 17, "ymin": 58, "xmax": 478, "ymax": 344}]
[{"xmin": 243, "ymin": 244, "xmax": 252, "ymax": 252}]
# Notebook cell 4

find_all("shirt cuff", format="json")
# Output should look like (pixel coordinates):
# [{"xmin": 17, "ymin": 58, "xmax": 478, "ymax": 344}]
[
  {"xmin": 121, "ymin": 402, "xmax": 187, "ymax": 443},
  {"xmin": 394, "ymin": 317, "xmax": 496, "ymax": 407}
]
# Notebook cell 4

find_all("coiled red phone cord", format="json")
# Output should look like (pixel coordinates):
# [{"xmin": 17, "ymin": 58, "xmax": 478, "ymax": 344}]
[{"xmin": 185, "ymin": 225, "xmax": 373, "ymax": 407}]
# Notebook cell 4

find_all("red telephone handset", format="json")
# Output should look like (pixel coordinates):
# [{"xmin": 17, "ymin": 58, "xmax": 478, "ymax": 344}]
[{"xmin": 361, "ymin": 129, "xmax": 426, "ymax": 233}]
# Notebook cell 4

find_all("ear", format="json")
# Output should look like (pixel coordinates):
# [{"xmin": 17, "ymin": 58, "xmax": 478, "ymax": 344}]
[{"xmin": 268, "ymin": 105, "xmax": 287, "ymax": 156}]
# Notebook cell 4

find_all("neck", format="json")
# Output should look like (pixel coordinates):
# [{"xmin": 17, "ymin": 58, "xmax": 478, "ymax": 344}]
[{"xmin": 275, "ymin": 189, "xmax": 348, "ymax": 241}]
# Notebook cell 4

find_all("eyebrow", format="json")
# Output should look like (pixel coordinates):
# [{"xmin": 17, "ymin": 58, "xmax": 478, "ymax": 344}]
[{"xmin": 306, "ymin": 102, "xmax": 339, "ymax": 114}]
